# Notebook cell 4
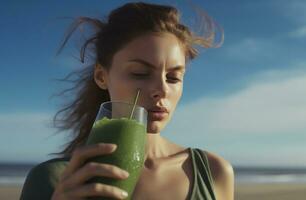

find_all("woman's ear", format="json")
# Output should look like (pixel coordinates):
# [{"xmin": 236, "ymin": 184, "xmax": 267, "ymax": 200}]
[{"xmin": 94, "ymin": 64, "xmax": 108, "ymax": 90}]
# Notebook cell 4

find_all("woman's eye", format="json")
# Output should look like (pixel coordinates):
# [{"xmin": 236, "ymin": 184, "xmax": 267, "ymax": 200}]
[
  {"xmin": 167, "ymin": 76, "xmax": 182, "ymax": 83},
  {"xmin": 131, "ymin": 73, "xmax": 150, "ymax": 78},
  {"xmin": 131, "ymin": 73, "xmax": 182, "ymax": 83}
]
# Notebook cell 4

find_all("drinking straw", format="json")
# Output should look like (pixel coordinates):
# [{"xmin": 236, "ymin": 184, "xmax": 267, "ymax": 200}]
[{"xmin": 129, "ymin": 89, "xmax": 141, "ymax": 119}]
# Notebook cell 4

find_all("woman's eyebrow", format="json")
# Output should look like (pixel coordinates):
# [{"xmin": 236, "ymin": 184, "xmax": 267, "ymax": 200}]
[{"xmin": 128, "ymin": 58, "xmax": 185, "ymax": 72}]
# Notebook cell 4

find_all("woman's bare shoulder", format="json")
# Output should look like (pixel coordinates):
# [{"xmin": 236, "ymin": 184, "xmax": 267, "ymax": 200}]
[
  {"xmin": 205, "ymin": 151, "xmax": 234, "ymax": 200},
  {"xmin": 205, "ymin": 151, "xmax": 234, "ymax": 181}
]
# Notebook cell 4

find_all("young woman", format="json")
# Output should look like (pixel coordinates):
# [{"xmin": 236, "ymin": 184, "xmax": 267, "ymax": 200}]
[{"xmin": 21, "ymin": 2, "xmax": 234, "ymax": 200}]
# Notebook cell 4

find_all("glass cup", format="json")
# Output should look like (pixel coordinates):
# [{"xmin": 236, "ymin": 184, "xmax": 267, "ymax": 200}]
[{"xmin": 85, "ymin": 101, "xmax": 147, "ymax": 200}]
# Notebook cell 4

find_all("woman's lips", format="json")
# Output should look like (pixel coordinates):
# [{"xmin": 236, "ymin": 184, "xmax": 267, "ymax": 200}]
[{"xmin": 148, "ymin": 111, "xmax": 168, "ymax": 121}]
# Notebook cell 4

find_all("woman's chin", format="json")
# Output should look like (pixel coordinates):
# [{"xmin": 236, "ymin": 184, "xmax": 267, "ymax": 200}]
[{"xmin": 146, "ymin": 121, "xmax": 165, "ymax": 134}]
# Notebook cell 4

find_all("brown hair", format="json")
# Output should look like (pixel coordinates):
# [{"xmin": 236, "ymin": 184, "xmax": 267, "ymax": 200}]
[{"xmin": 51, "ymin": 2, "xmax": 223, "ymax": 157}]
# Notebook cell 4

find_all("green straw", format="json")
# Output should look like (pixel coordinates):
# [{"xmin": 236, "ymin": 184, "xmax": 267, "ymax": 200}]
[{"xmin": 129, "ymin": 89, "xmax": 141, "ymax": 119}]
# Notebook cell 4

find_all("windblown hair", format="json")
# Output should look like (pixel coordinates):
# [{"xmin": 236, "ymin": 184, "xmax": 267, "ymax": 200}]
[{"xmin": 51, "ymin": 2, "xmax": 223, "ymax": 157}]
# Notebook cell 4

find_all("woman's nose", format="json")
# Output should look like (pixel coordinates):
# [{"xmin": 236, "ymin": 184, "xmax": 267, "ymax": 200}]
[{"xmin": 150, "ymin": 78, "xmax": 168, "ymax": 100}]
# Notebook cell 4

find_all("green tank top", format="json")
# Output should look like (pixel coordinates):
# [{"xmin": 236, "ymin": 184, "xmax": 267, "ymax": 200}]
[
  {"xmin": 188, "ymin": 148, "xmax": 216, "ymax": 200},
  {"xmin": 20, "ymin": 148, "xmax": 216, "ymax": 200}
]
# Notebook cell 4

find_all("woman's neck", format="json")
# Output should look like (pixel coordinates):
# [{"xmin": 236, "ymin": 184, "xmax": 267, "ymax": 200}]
[
  {"xmin": 143, "ymin": 133, "xmax": 187, "ymax": 170},
  {"xmin": 144, "ymin": 133, "xmax": 168, "ymax": 160}
]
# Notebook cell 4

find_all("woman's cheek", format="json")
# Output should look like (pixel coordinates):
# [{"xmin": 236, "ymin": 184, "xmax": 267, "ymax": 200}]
[{"xmin": 112, "ymin": 82, "xmax": 142, "ymax": 102}]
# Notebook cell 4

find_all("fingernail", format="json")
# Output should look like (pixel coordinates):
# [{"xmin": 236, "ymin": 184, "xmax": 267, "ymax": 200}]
[
  {"xmin": 110, "ymin": 144, "xmax": 117, "ymax": 151},
  {"xmin": 122, "ymin": 191, "xmax": 128, "ymax": 198},
  {"xmin": 123, "ymin": 171, "xmax": 129, "ymax": 178}
]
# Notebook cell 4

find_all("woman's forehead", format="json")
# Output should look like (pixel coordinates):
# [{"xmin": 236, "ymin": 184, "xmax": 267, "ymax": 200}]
[
  {"xmin": 125, "ymin": 32, "xmax": 183, "ymax": 49},
  {"xmin": 112, "ymin": 33, "xmax": 186, "ymax": 66}
]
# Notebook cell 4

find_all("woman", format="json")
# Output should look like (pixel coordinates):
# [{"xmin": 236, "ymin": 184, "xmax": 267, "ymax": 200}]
[{"xmin": 21, "ymin": 2, "xmax": 234, "ymax": 200}]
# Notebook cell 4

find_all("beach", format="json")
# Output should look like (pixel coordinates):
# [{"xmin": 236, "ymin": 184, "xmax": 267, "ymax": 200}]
[
  {"xmin": 235, "ymin": 183, "xmax": 306, "ymax": 200},
  {"xmin": 0, "ymin": 185, "xmax": 22, "ymax": 200},
  {"xmin": 1, "ymin": 183, "xmax": 306, "ymax": 200}
]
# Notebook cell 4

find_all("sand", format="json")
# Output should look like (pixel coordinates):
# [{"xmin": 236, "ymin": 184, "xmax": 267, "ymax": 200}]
[
  {"xmin": 1, "ymin": 183, "xmax": 306, "ymax": 200},
  {"xmin": 0, "ymin": 185, "xmax": 22, "ymax": 200},
  {"xmin": 235, "ymin": 183, "xmax": 306, "ymax": 200}
]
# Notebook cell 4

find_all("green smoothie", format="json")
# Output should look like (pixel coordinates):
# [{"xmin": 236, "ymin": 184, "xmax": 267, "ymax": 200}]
[{"xmin": 85, "ymin": 117, "xmax": 146, "ymax": 200}]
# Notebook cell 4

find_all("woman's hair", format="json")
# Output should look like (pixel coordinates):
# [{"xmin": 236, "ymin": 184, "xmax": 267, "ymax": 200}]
[{"xmin": 51, "ymin": 2, "xmax": 222, "ymax": 157}]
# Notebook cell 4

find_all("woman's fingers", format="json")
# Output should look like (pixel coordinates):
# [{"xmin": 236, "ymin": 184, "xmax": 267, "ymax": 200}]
[
  {"xmin": 51, "ymin": 143, "xmax": 130, "ymax": 199},
  {"xmin": 66, "ymin": 183, "xmax": 129, "ymax": 199},
  {"xmin": 63, "ymin": 162, "xmax": 129, "ymax": 189},
  {"xmin": 61, "ymin": 143, "xmax": 117, "ymax": 180}
]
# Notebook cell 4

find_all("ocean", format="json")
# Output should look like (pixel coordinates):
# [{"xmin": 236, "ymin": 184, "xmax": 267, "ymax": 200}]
[
  {"xmin": 234, "ymin": 166, "xmax": 306, "ymax": 184},
  {"xmin": 0, "ymin": 163, "xmax": 35, "ymax": 186},
  {"xmin": 1, "ymin": 163, "xmax": 306, "ymax": 186}
]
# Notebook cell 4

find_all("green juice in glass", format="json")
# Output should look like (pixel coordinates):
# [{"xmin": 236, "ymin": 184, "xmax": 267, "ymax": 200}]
[{"xmin": 86, "ymin": 116, "xmax": 146, "ymax": 200}]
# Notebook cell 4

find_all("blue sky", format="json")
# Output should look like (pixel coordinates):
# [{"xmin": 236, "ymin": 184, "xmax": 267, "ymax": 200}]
[{"xmin": 1, "ymin": 0, "xmax": 306, "ymax": 167}]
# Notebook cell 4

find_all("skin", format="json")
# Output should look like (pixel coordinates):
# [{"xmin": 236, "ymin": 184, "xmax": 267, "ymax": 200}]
[{"xmin": 52, "ymin": 33, "xmax": 234, "ymax": 200}]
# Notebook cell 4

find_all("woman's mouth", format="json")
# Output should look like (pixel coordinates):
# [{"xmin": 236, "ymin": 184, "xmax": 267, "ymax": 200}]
[
  {"xmin": 148, "ymin": 110, "xmax": 168, "ymax": 121},
  {"xmin": 147, "ymin": 105, "xmax": 169, "ymax": 121}
]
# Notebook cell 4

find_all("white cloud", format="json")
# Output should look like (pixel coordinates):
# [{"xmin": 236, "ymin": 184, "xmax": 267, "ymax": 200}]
[
  {"xmin": 164, "ymin": 68, "xmax": 306, "ymax": 166},
  {"xmin": 223, "ymin": 37, "xmax": 282, "ymax": 62},
  {"xmin": 0, "ymin": 112, "xmax": 68, "ymax": 163},
  {"xmin": 185, "ymin": 71, "xmax": 305, "ymax": 135},
  {"xmin": 225, "ymin": 38, "xmax": 261, "ymax": 60},
  {"xmin": 282, "ymin": 1, "xmax": 306, "ymax": 24},
  {"xmin": 288, "ymin": 26, "xmax": 306, "ymax": 38}
]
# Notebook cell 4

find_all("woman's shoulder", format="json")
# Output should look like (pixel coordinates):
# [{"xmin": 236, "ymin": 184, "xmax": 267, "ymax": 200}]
[
  {"xmin": 29, "ymin": 157, "xmax": 70, "ymax": 183},
  {"xmin": 204, "ymin": 151, "xmax": 234, "ymax": 180},
  {"xmin": 29, "ymin": 157, "xmax": 70, "ymax": 178},
  {"xmin": 203, "ymin": 150, "xmax": 234, "ymax": 200},
  {"xmin": 34, "ymin": 157, "xmax": 70, "ymax": 169},
  {"xmin": 20, "ymin": 157, "xmax": 70, "ymax": 200}
]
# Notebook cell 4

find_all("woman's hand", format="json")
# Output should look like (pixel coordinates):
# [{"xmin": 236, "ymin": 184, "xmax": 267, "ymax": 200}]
[{"xmin": 51, "ymin": 143, "xmax": 129, "ymax": 200}]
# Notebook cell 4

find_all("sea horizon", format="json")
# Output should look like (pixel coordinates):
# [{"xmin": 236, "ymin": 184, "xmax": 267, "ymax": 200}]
[{"xmin": 1, "ymin": 162, "xmax": 306, "ymax": 186}]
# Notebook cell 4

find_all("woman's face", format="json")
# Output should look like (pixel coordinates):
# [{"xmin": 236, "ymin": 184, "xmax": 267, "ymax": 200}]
[{"xmin": 95, "ymin": 33, "xmax": 186, "ymax": 133}]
